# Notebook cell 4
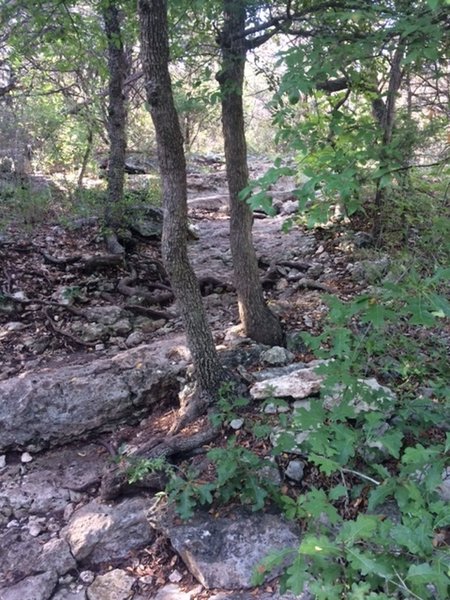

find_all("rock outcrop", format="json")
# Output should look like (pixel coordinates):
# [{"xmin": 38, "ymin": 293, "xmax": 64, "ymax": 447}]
[{"xmin": 0, "ymin": 339, "xmax": 187, "ymax": 451}]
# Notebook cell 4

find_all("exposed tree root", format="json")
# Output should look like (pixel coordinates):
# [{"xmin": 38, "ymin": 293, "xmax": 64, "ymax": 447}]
[
  {"xmin": 100, "ymin": 425, "xmax": 218, "ymax": 500},
  {"xmin": 126, "ymin": 304, "xmax": 175, "ymax": 321},
  {"xmin": 198, "ymin": 275, "xmax": 235, "ymax": 294},
  {"xmin": 35, "ymin": 246, "xmax": 125, "ymax": 272},
  {"xmin": 117, "ymin": 268, "xmax": 174, "ymax": 304},
  {"xmin": 44, "ymin": 308, "xmax": 97, "ymax": 347}
]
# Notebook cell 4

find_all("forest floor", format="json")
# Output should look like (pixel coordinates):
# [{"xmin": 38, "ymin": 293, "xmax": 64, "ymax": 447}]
[
  {"xmin": 0, "ymin": 156, "xmax": 365, "ymax": 382},
  {"xmin": 2, "ymin": 156, "xmax": 445, "ymax": 600}
]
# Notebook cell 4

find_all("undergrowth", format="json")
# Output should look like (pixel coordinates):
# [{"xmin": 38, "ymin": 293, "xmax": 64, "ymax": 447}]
[{"xmin": 131, "ymin": 262, "xmax": 450, "ymax": 599}]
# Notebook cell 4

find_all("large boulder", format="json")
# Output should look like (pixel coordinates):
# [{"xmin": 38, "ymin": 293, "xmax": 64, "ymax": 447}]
[
  {"xmin": 63, "ymin": 497, "xmax": 155, "ymax": 566},
  {"xmin": 0, "ymin": 339, "xmax": 187, "ymax": 451},
  {"xmin": 151, "ymin": 507, "xmax": 301, "ymax": 590}
]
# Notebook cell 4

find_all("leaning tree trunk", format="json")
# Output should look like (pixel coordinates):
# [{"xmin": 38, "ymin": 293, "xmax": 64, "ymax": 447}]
[
  {"xmin": 138, "ymin": 0, "xmax": 225, "ymax": 398},
  {"xmin": 103, "ymin": 0, "xmax": 129, "ymax": 254},
  {"xmin": 218, "ymin": 0, "xmax": 284, "ymax": 346},
  {"xmin": 372, "ymin": 41, "xmax": 405, "ymax": 242}
]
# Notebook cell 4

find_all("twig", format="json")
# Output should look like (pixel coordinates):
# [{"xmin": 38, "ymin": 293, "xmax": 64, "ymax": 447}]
[{"xmin": 341, "ymin": 468, "xmax": 380, "ymax": 486}]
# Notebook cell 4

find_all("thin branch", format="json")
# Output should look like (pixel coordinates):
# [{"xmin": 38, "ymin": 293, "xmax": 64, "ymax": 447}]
[{"xmin": 341, "ymin": 468, "xmax": 380, "ymax": 486}]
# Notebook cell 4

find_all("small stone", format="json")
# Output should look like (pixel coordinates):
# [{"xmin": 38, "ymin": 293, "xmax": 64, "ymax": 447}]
[
  {"xmin": 152, "ymin": 584, "xmax": 192, "ymax": 600},
  {"xmin": 303, "ymin": 315, "xmax": 313, "ymax": 328},
  {"xmin": 251, "ymin": 366, "xmax": 323, "ymax": 400},
  {"xmin": 125, "ymin": 331, "xmax": 144, "ymax": 347},
  {"xmin": 276, "ymin": 278, "xmax": 288, "ymax": 291},
  {"xmin": 12, "ymin": 290, "xmax": 27, "ymax": 301},
  {"xmin": 64, "ymin": 503, "xmax": 75, "ymax": 522},
  {"xmin": 69, "ymin": 490, "xmax": 84, "ymax": 503},
  {"xmin": 292, "ymin": 399, "xmax": 311, "ymax": 411},
  {"xmin": 28, "ymin": 522, "xmax": 43, "ymax": 537},
  {"xmin": 354, "ymin": 231, "xmax": 373, "ymax": 248},
  {"xmin": 263, "ymin": 403, "xmax": 278, "ymax": 414},
  {"xmin": 229, "ymin": 418, "xmax": 244, "ymax": 430},
  {"xmin": 80, "ymin": 570, "xmax": 95, "ymax": 584},
  {"xmin": 6, "ymin": 519, "xmax": 19, "ymax": 528},
  {"xmin": 0, "ymin": 454, "xmax": 6, "ymax": 468},
  {"xmin": 5, "ymin": 321, "xmax": 27, "ymax": 332},
  {"xmin": 111, "ymin": 318, "xmax": 132, "ymax": 335},
  {"xmin": 308, "ymin": 264, "xmax": 324, "ymax": 278},
  {"xmin": 260, "ymin": 346, "xmax": 294, "ymax": 366},
  {"xmin": 86, "ymin": 569, "xmax": 135, "ymax": 600},
  {"xmin": 438, "ymin": 467, "xmax": 450, "ymax": 502},
  {"xmin": 134, "ymin": 316, "xmax": 155, "ymax": 332},
  {"xmin": 21, "ymin": 452, "xmax": 33, "ymax": 463},
  {"xmin": 94, "ymin": 343, "xmax": 105, "ymax": 351},
  {"xmin": 139, "ymin": 575, "xmax": 153, "ymax": 586},
  {"xmin": 285, "ymin": 460, "xmax": 305, "ymax": 482},
  {"xmin": 168, "ymin": 569, "xmax": 183, "ymax": 583}
]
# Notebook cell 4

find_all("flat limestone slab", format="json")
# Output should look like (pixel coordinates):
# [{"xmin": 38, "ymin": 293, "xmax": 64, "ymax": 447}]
[{"xmin": 0, "ymin": 338, "xmax": 188, "ymax": 452}]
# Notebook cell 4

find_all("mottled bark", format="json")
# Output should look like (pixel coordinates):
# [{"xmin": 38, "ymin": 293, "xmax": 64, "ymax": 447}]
[
  {"xmin": 103, "ymin": 1, "xmax": 128, "ymax": 254},
  {"xmin": 218, "ymin": 0, "xmax": 284, "ymax": 346},
  {"xmin": 138, "ymin": 0, "xmax": 225, "ymax": 395}
]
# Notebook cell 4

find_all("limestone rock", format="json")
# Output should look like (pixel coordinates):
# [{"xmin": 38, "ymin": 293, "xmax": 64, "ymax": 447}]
[
  {"xmin": 0, "ymin": 571, "xmax": 57, "ymax": 600},
  {"xmin": 51, "ymin": 588, "xmax": 87, "ymax": 600},
  {"xmin": 84, "ymin": 306, "xmax": 125, "ymax": 325},
  {"xmin": 86, "ymin": 570, "xmax": 135, "ymax": 600},
  {"xmin": 153, "ymin": 508, "xmax": 301, "ymax": 589},
  {"xmin": 250, "ymin": 366, "xmax": 323, "ymax": 400},
  {"xmin": 0, "ymin": 531, "xmax": 76, "ymax": 584},
  {"xmin": 0, "ymin": 340, "xmax": 185, "ymax": 451},
  {"xmin": 150, "ymin": 584, "xmax": 196, "ymax": 600},
  {"xmin": 251, "ymin": 363, "xmax": 310, "ymax": 382},
  {"xmin": 260, "ymin": 347, "xmax": 295, "ymax": 366},
  {"xmin": 438, "ymin": 467, "xmax": 450, "ymax": 501},
  {"xmin": 322, "ymin": 378, "xmax": 395, "ymax": 413},
  {"xmin": 211, "ymin": 591, "xmax": 311, "ymax": 600},
  {"xmin": 63, "ymin": 497, "xmax": 155, "ymax": 565},
  {"xmin": 285, "ymin": 460, "xmax": 305, "ymax": 482}
]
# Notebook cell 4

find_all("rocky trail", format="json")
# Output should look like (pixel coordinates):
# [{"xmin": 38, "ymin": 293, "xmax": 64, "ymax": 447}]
[{"xmin": 0, "ymin": 158, "xmax": 404, "ymax": 600}]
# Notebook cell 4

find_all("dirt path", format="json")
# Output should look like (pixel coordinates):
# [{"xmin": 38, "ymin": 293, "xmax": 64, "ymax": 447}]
[{"xmin": 0, "ymin": 158, "xmax": 362, "ymax": 599}]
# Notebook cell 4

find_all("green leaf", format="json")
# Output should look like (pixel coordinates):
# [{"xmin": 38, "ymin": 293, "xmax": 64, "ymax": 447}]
[
  {"xmin": 252, "ymin": 548, "xmax": 294, "ymax": 586},
  {"xmin": 176, "ymin": 487, "xmax": 197, "ymax": 520},
  {"xmin": 338, "ymin": 515, "xmax": 379, "ymax": 545},
  {"xmin": 407, "ymin": 562, "xmax": 450, "ymax": 598},
  {"xmin": 328, "ymin": 484, "xmax": 348, "ymax": 500},
  {"xmin": 347, "ymin": 548, "xmax": 393, "ymax": 578},
  {"xmin": 293, "ymin": 401, "xmax": 326, "ymax": 429},
  {"xmin": 299, "ymin": 534, "xmax": 340, "ymax": 557},
  {"xmin": 367, "ymin": 481, "xmax": 396, "ymax": 511},
  {"xmin": 309, "ymin": 453, "xmax": 340, "ymax": 476},
  {"xmin": 197, "ymin": 483, "xmax": 215, "ymax": 506},
  {"xmin": 285, "ymin": 555, "xmax": 309, "ymax": 595},
  {"xmin": 378, "ymin": 430, "xmax": 404, "ymax": 459},
  {"xmin": 390, "ymin": 523, "xmax": 431, "ymax": 555}
]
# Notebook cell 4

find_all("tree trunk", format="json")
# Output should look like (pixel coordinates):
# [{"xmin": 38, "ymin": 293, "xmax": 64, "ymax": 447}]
[
  {"xmin": 103, "ymin": 0, "xmax": 128, "ymax": 254},
  {"xmin": 77, "ymin": 128, "xmax": 93, "ymax": 189},
  {"xmin": 218, "ymin": 0, "xmax": 284, "ymax": 346},
  {"xmin": 138, "ymin": 0, "xmax": 225, "ymax": 397},
  {"xmin": 372, "ymin": 42, "xmax": 405, "ymax": 241}
]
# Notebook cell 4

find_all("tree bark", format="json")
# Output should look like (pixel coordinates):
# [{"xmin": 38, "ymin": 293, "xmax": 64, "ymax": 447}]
[
  {"xmin": 138, "ymin": 0, "xmax": 225, "ymax": 396},
  {"xmin": 372, "ymin": 42, "xmax": 405, "ymax": 241},
  {"xmin": 102, "ymin": 0, "xmax": 129, "ymax": 254},
  {"xmin": 218, "ymin": 0, "xmax": 284, "ymax": 347}
]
